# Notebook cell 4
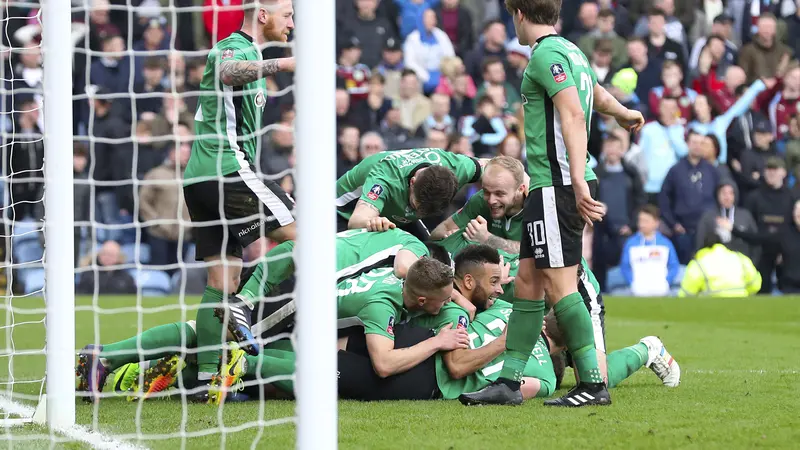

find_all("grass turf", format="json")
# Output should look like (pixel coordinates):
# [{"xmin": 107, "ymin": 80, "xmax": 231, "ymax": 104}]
[{"xmin": 1, "ymin": 295, "xmax": 799, "ymax": 449}]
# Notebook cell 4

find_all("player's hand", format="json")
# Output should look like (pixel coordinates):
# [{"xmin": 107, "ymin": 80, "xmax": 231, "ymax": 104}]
[
  {"xmin": 365, "ymin": 217, "xmax": 396, "ymax": 232},
  {"xmin": 280, "ymin": 56, "xmax": 296, "ymax": 72},
  {"xmin": 463, "ymin": 216, "xmax": 489, "ymax": 243},
  {"xmin": 451, "ymin": 290, "xmax": 477, "ymax": 320},
  {"xmin": 715, "ymin": 216, "xmax": 733, "ymax": 232},
  {"xmin": 499, "ymin": 254, "xmax": 515, "ymax": 285},
  {"xmin": 619, "ymin": 225, "xmax": 632, "ymax": 236},
  {"xmin": 435, "ymin": 324, "xmax": 470, "ymax": 351},
  {"xmin": 615, "ymin": 108, "xmax": 645, "ymax": 133},
  {"xmin": 574, "ymin": 180, "xmax": 605, "ymax": 226}
]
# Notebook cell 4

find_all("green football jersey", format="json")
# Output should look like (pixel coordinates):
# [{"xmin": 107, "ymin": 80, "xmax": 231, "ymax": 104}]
[
  {"xmin": 335, "ymin": 149, "xmax": 482, "ymax": 224},
  {"xmin": 451, "ymin": 190, "xmax": 524, "ymax": 243},
  {"xmin": 337, "ymin": 267, "xmax": 405, "ymax": 340},
  {"xmin": 521, "ymin": 35, "xmax": 597, "ymax": 190},
  {"xmin": 335, "ymin": 228, "xmax": 428, "ymax": 281},
  {"xmin": 185, "ymin": 31, "xmax": 267, "ymax": 185}
]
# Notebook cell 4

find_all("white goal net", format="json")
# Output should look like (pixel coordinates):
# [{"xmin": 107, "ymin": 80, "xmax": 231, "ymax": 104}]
[{"xmin": 0, "ymin": 0, "xmax": 336, "ymax": 448}]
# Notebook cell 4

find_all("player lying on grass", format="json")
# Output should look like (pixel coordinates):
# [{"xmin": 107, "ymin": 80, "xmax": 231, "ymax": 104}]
[
  {"xmin": 77, "ymin": 257, "xmax": 465, "ymax": 404},
  {"xmin": 335, "ymin": 148, "xmax": 487, "ymax": 239},
  {"xmin": 429, "ymin": 158, "xmax": 609, "ymax": 384},
  {"xmin": 182, "ymin": 0, "xmax": 298, "ymax": 403},
  {"xmin": 215, "ymin": 227, "xmax": 455, "ymax": 355}
]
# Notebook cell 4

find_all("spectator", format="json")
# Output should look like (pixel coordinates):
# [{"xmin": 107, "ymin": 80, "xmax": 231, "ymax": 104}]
[
  {"xmin": 77, "ymin": 240, "xmax": 138, "ymax": 295},
  {"xmin": 786, "ymin": 5, "xmax": 800, "ymax": 58},
  {"xmin": 623, "ymin": 37, "xmax": 662, "ymax": 114},
  {"xmin": 426, "ymin": 129, "xmax": 449, "ymax": 148},
  {"xmin": 497, "ymin": 133, "xmax": 522, "ymax": 162},
  {"xmin": 87, "ymin": 0, "xmax": 122, "ymax": 54},
  {"xmin": 336, "ymin": 34, "xmax": 372, "ymax": 104},
  {"xmin": 733, "ymin": 114, "xmax": 780, "ymax": 200},
  {"xmin": 565, "ymin": 1, "xmax": 599, "ymax": 43},
  {"xmin": 589, "ymin": 39, "xmax": 616, "ymax": 85},
  {"xmin": 475, "ymin": 57, "xmax": 521, "ymax": 115},
  {"xmin": 678, "ymin": 232, "xmax": 761, "ymax": 297},
  {"xmin": 743, "ymin": 156, "xmax": 795, "ymax": 293},
  {"xmin": 73, "ymin": 142, "xmax": 91, "ymax": 267},
  {"xmin": 504, "ymin": 38, "xmax": 531, "ymax": 91},
  {"xmin": 182, "ymin": 57, "xmax": 205, "ymax": 115},
  {"xmin": 461, "ymin": 96, "xmax": 506, "ymax": 157},
  {"xmin": 740, "ymin": 0, "xmax": 796, "ymax": 44},
  {"xmin": 421, "ymin": 93, "xmax": 455, "ymax": 136},
  {"xmin": 722, "ymin": 198, "xmax": 800, "ymax": 293},
  {"xmin": 689, "ymin": 79, "xmax": 768, "ymax": 164},
  {"xmin": 133, "ymin": 120, "xmax": 167, "ymax": 181},
  {"xmin": 365, "ymin": 73, "xmax": 394, "ymax": 131},
  {"xmin": 767, "ymin": 63, "xmax": 800, "ymax": 140},
  {"xmin": 380, "ymin": 105, "xmax": 416, "ymax": 150},
  {"xmin": 394, "ymin": 0, "xmax": 439, "ymax": 39},
  {"xmin": 345, "ymin": 0, "xmax": 396, "ymax": 68},
  {"xmin": 202, "ymin": 0, "xmax": 244, "ymax": 43},
  {"xmin": 640, "ymin": 7, "xmax": 686, "ymax": 73},
  {"xmin": 593, "ymin": 135, "xmax": 646, "ymax": 290},
  {"xmin": 11, "ymin": 46, "xmax": 43, "ymax": 131},
  {"xmin": 6, "ymin": 95, "xmax": 43, "ymax": 221},
  {"xmin": 738, "ymin": 13, "xmax": 792, "ymax": 84},
  {"xmin": 132, "ymin": 16, "xmax": 169, "ymax": 54},
  {"xmin": 578, "ymin": 8, "xmax": 628, "ymax": 69},
  {"xmin": 435, "ymin": 0, "xmax": 474, "ymax": 56},
  {"xmin": 260, "ymin": 114, "xmax": 295, "ymax": 177},
  {"xmin": 703, "ymin": 65, "xmax": 747, "ymax": 114},
  {"xmin": 403, "ymin": 9, "xmax": 455, "ymax": 94},
  {"xmin": 688, "ymin": 13, "xmax": 738, "ymax": 73},
  {"xmin": 337, "ymin": 125, "xmax": 362, "ymax": 178},
  {"xmin": 375, "ymin": 36, "xmax": 406, "ymax": 100},
  {"xmin": 700, "ymin": 134, "xmax": 735, "ymax": 186},
  {"xmin": 727, "ymin": 80, "xmax": 780, "ymax": 160},
  {"xmin": 89, "ymin": 34, "xmax": 133, "ymax": 117},
  {"xmin": 449, "ymin": 72, "xmax": 476, "ymax": 121},
  {"xmin": 134, "ymin": 56, "xmax": 167, "ymax": 119},
  {"xmin": 635, "ymin": 0, "xmax": 689, "ymax": 45},
  {"xmin": 659, "ymin": 130, "xmax": 720, "ymax": 264},
  {"xmin": 465, "ymin": 20, "xmax": 507, "ymax": 84},
  {"xmin": 434, "ymin": 57, "xmax": 476, "ymax": 107},
  {"xmin": 696, "ymin": 182, "xmax": 759, "ymax": 261},
  {"xmin": 336, "ymin": 87, "xmax": 353, "ymax": 130},
  {"xmin": 150, "ymin": 88, "xmax": 193, "ymax": 137},
  {"xmin": 396, "ymin": 69, "xmax": 431, "ymax": 134},
  {"xmin": 648, "ymin": 61, "xmax": 696, "ymax": 123},
  {"xmin": 639, "ymin": 97, "xmax": 688, "ymax": 201},
  {"xmin": 360, "ymin": 132, "xmax": 386, "ymax": 159},
  {"xmin": 139, "ymin": 127, "xmax": 192, "ymax": 270},
  {"xmin": 692, "ymin": 35, "xmax": 731, "ymax": 97},
  {"xmin": 785, "ymin": 115, "xmax": 800, "ymax": 181},
  {"xmin": 617, "ymin": 205, "xmax": 680, "ymax": 296}
]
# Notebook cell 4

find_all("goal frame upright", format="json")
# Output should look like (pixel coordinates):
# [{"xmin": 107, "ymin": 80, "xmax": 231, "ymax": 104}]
[{"xmin": 42, "ymin": 0, "xmax": 76, "ymax": 429}]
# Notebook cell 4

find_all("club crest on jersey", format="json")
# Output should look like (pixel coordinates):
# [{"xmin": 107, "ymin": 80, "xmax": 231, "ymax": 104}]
[
  {"xmin": 221, "ymin": 48, "xmax": 235, "ymax": 60},
  {"xmin": 457, "ymin": 316, "xmax": 468, "ymax": 329},
  {"xmin": 387, "ymin": 316, "xmax": 395, "ymax": 336},
  {"xmin": 550, "ymin": 63, "xmax": 567, "ymax": 83},
  {"xmin": 367, "ymin": 184, "xmax": 383, "ymax": 201},
  {"xmin": 254, "ymin": 90, "xmax": 266, "ymax": 109}
]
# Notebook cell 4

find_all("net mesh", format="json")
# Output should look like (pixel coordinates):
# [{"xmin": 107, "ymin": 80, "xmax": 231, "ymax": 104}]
[{"xmin": 0, "ymin": 1, "xmax": 298, "ymax": 446}]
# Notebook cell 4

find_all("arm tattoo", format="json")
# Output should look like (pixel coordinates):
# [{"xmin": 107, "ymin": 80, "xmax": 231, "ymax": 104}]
[
  {"xmin": 219, "ymin": 59, "xmax": 281, "ymax": 86},
  {"xmin": 485, "ymin": 234, "xmax": 521, "ymax": 254}
]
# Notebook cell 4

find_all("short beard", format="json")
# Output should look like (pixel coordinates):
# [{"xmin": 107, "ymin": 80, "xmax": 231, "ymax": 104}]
[{"xmin": 261, "ymin": 16, "xmax": 286, "ymax": 42}]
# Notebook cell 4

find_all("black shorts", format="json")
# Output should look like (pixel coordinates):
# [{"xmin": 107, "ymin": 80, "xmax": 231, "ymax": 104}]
[
  {"xmin": 520, "ymin": 180, "xmax": 598, "ymax": 269},
  {"xmin": 338, "ymin": 324, "xmax": 439, "ymax": 401},
  {"xmin": 183, "ymin": 169, "xmax": 295, "ymax": 260},
  {"xmin": 336, "ymin": 214, "xmax": 430, "ymax": 242}
]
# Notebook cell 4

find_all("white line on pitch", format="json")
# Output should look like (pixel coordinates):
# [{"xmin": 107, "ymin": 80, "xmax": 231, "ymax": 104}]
[
  {"xmin": 687, "ymin": 369, "xmax": 799, "ymax": 375},
  {"xmin": 0, "ymin": 396, "xmax": 146, "ymax": 450}
]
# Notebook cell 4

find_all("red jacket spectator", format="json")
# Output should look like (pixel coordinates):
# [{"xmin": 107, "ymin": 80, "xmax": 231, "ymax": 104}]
[
  {"xmin": 203, "ymin": 0, "xmax": 244, "ymax": 43},
  {"xmin": 766, "ymin": 66, "xmax": 800, "ymax": 140},
  {"xmin": 648, "ymin": 61, "xmax": 696, "ymax": 124},
  {"xmin": 706, "ymin": 66, "xmax": 746, "ymax": 113}
]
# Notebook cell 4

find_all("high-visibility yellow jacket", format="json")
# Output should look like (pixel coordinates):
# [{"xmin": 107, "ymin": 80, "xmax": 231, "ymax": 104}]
[{"xmin": 679, "ymin": 244, "xmax": 762, "ymax": 297}]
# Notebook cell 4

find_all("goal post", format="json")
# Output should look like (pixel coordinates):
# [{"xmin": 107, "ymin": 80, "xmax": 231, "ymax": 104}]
[
  {"xmin": 42, "ymin": 0, "xmax": 75, "ymax": 430},
  {"xmin": 293, "ymin": 0, "xmax": 338, "ymax": 448}
]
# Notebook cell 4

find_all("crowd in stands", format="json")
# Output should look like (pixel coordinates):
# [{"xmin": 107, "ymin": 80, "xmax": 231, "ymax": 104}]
[{"xmin": 3, "ymin": 0, "xmax": 800, "ymax": 297}]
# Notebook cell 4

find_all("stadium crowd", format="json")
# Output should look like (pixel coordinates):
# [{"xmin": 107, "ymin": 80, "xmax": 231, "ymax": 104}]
[{"xmin": 3, "ymin": 0, "xmax": 800, "ymax": 296}]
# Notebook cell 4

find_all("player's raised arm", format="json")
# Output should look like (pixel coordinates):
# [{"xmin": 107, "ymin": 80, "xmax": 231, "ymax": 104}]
[
  {"xmin": 348, "ymin": 200, "xmax": 396, "ymax": 231},
  {"xmin": 219, "ymin": 57, "xmax": 296, "ymax": 86},
  {"xmin": 593, "ymin": 83, "xmax": 645, "ymax": 132},
  {"xmin": 430, "ymin": 217, "xmax": 460, "ymax": 240}
]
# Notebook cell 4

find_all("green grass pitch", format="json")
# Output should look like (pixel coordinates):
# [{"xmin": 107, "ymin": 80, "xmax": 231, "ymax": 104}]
[{"xmin": 1, "ymin": 295, "xmax": 799, "ymax": 449}]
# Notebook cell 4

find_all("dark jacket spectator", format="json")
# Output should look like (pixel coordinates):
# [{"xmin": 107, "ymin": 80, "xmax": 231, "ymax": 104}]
[
  {"xmin": 5, "ymin": 97, "xmax": 44, "ymax": 221},
  {"xmin": 695, "ymin": 182, "xmax": 759, "ymax": 262},
  {"xmin": 344, "ymin": 0, "xmax": 396, "ymax": 68},
  {"xmin": 76, "ymin": 241, "xmax": 137, "ymax": 295},
  {"xmin": 733, "ymin": 114, "xmax": 780, "ymax": 201},
  {"xmin": 73, "ymin": 143, "xmax": 91, "ymax": 267},
  {"xmin": 738, "ymin": 14, "xmax": 793, "ymax": 84},
  {"xmin": 435, "ymin": 0, "xmax": 474, "ymax": 56},
  {"xmin": 89, "ymin": 93, "xmax": 134, "ymax": 215},
  {"xmin": 464, "ymin": 20, "xmax": 508, "ymax": 84}
]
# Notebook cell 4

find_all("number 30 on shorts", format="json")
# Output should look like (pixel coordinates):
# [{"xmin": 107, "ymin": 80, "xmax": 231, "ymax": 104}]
[{"xmin": 527, "ymin": 221, "xmax": 545, "ymax": 246}]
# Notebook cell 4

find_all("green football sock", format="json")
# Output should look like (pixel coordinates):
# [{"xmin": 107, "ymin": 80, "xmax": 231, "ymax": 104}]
[
  {"xmin": 239, "ymin": 241, "xmax": 296, "ymax": 302},
  {"xmin": 196, "ymin": 286, "xmax": 225, "ymax": 376},
  {"xmin": 606, "ymin": 343, "xmax": 648, "ymax": 389},
  {"xmin": 553, "ymin": 292, "xmax": 603, "ymax": 384},
  {"xmin": 498, "ymin": 298, "xmax": 546, "ymax": 382},
  {"xmin": 99, "ymin": 322, "xmax": 197, "ymax": 371},
  {"xmin": 244, "ymin": 349, "xmax": 295, "ymax": 394}
]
